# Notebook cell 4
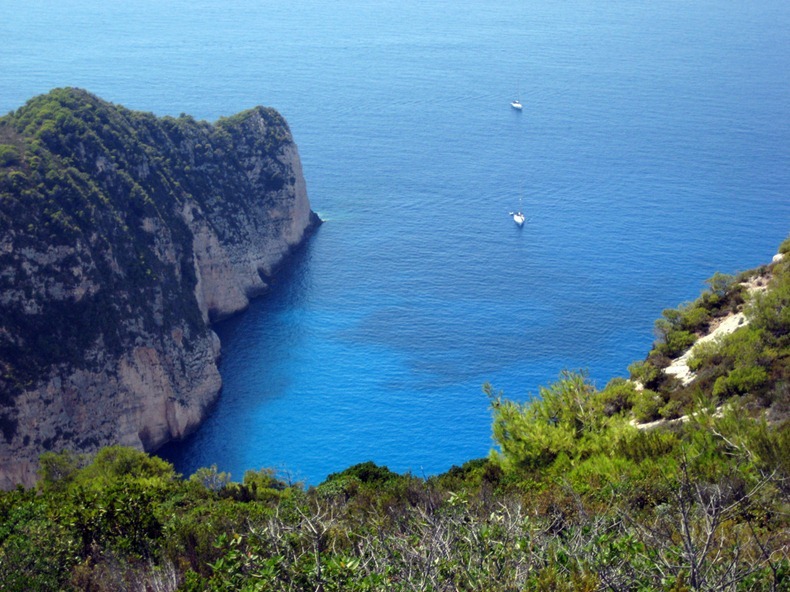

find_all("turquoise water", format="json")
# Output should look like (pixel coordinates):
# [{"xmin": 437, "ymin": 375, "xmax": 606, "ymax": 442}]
[{"xmin": 2, "ymin": 0, "xmax": 789, "ymax": 483}]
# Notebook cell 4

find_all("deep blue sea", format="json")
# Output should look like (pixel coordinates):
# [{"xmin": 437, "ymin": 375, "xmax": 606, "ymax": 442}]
[{"xmin": 2, "ymin": 0, "xmax": 789, "ymax": 484}]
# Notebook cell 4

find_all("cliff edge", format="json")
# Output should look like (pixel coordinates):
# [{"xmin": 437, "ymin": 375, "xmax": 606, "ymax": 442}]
[{"xmin": 0, "ymin": 88, "xmax": 320, "ymax": 488}]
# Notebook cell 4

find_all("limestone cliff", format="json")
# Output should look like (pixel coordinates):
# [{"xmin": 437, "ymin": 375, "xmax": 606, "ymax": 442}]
[{"xmin": 0, "ymin": 88, "xmax": 320, "ymax": 488}]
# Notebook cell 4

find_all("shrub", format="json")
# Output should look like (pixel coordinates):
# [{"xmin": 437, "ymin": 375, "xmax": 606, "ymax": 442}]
[
  {"xmin": 631, "ymin": 388, "xmax": 664, "ymax": 423},
  {"xmin": 661, "ymin": 329, "xmax": 696, "ymax": 358},
  {"xmin": 616, "ymin": 427, "xmax": 680, "ymax": 463},
  {"xmin": 37, "ymin": 450, "xmax": 88, "ymax": 493},
  {"xmin": 705, "ymin": 271, "xmax": 737, "ymax": 301},
  {"xmin": 659, "ymin": 398, "xmax": 684, "ymax": 420},
  {"xmin": 628, "ymin": 359, "xmax": 663, "ymax": 390},
  {"xmin": 748, "ymin": 261, "xmax": 790, "ymax": 339},
  {"xmin": 489, "ymin": 372, "xmax": 616, "ymax": 472},
  {"xmin": 315, "ymin": 475, "xmax": 362, "ymax": 499},
  {"xmin": 325, "ymin": 461, "xmax": 399, "ymax": 485},
  {"xmin": 189, "ymin": 464, "xmax": 231, "ymax": 492},
  {"xmin": 595, "ymin": 377, "xmax": 637, "ymax": 416},
  {"xmin": 713, "ymin": 365, "xmax": 768, "ymax": 398},
  {"xmin": 682, "ymin": 305, "xmax": 711, "ymax": 333},
  {"xmin": 564, "ymin": 453, "xmax": 639, "ymax": 497},
  {"xmin": 697, "ymin": 271, "xmax": 743, "ymax": 313},
  {"xmin": 73, "ymin": 446, "xmax": 177, "ymax": 489},
  {"xmin": 687, "ymin": 339, "xmax": 720, "ymax": 372},
  {"xmin": 0, "ymin": 144, "xmax": 20, "ymax": 166},
  {"xmin": 241, "ymin": 468, "xmax": 287, "ymax": 500}
]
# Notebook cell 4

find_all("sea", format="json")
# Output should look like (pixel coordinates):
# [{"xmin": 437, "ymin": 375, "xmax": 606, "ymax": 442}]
[{"xmin": 2, "ymin": 0, "xmax": 789, "ymax": 484}]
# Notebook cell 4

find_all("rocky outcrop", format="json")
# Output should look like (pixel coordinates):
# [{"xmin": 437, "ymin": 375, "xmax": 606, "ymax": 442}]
[{"xmin": 0, "ymin": 88, "xmax": 320, "ymax": 488}]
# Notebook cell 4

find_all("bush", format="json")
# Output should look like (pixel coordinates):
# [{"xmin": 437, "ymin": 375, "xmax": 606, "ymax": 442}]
[
  {"xmin": 631, "ymin": 389, "xmax": 664, "ymax": 423},
  {"xmin": 705, "ymin": 271, "xmax": 737, "ymax": 300},
  {"xmin": 660, "ymin": 329, "xmax": 696, "ymax": 358},
  {"xmin": 659, "ymin": 398, "xmax": 684, "ymax": 420},
  {"xmin": 687, "ymin": 339, "xmax": 721, "ymax": 372},
  {"xmin": 681, "ymin": 305, "xmax": 711, "ymax": 332},
  {"xmin": 241, "ymin": 468, "xmax": 287, "ymax": 501},
  {"xmin": 616, "ymin": 428, "xmax": 680, "ymax": 463},
  {"xmin": 595, "ymin": 377, "xmax": 637, "ymax": 416},
  {"xmin": 489, "ymin": 372, "xmax": 621, "ymax": 472},
  {"xmin": 324, "ymin": 461, "xmax": 401, "ymax": 487},
  {"xmin": 189, "ymin": 464, "xmax": 231, "ymax": 492},
  {"xmin": 74, "ymin": 446, "xmax": 177, "ymax": 489},
  {"xmin": 713, "ymin": 365, "xmax": 768, "ymax": 398},
  {"xmin": 749, "ymin": 261, "xmax": 790, "ymax": 339},
  {"xmin": 37, "ymin": 450, "xmax": 87, "ymax": 493},
  {"xmin": 628, "ymin": 359, "xmax": 661, "ymax": 388},
  {"xmin": 0, "ymin": 144, "xmax": 21, "ymax": 166}
]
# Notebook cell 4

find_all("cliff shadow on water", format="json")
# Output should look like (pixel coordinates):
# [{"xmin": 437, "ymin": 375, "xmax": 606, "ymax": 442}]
[{"xmin": 155, "ymin": 224, "xmax": 323, "ymax": 479}]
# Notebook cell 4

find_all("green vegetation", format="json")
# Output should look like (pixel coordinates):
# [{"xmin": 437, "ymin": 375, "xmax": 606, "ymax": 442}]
[
  {"xmin": 626, "ymin": 246, "xmax": 790, "ymax": 425},
  {"xmin": 0, "ymin": 239, "xmax": 788, "ymax": 590}
]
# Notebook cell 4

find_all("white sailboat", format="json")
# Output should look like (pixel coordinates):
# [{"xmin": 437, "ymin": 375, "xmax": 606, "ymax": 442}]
[
  {"xmin": 509, "ymin": 196, "xmax": 526, "ymax": 226},
  {"xmin": 511, "ymin": 84, "xmax": 523, "ymax": 110}
]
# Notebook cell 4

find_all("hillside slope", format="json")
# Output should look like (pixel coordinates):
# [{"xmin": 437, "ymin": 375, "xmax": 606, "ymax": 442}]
[{"xmin": 0, "ymin": 88, "xmax": 320, "ymax": 488}]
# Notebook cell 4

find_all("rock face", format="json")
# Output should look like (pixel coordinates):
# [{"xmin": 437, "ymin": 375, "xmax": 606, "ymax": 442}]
[{"xmin": 0, "ymin": 88, "xmax": 320, "ymax": 488}]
